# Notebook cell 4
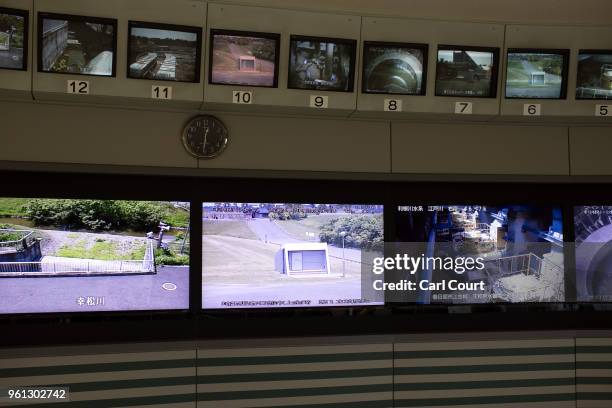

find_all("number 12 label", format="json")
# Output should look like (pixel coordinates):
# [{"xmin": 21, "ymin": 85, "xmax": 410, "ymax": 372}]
[{"xmin": 66, "ymin": 80, "xmax": 89, "ymax": 94}]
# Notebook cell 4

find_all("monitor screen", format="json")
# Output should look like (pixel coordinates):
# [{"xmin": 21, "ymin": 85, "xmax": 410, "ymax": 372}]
[
  {"xmin": 38, "ymin": 13, "xmax": 116, "ymax": 77},
  {"xmin": 392, "ymin": 205, "xmax": 565, "ymax": 304},
  {"xmin": 362, "ymin": 41, "xmax": 427, "ymax": 95},
  {"xmin": 435, "ymin": 46, "xmax": 498, "ymax": 97},
  {"xmin": 128, "ymin": 21, "xmax": 201, "ymax": 83},
  {"xmin": 288, "ymin": 36, "xmax": 356, "ymax": 92},
  {"xmin": 202, "ymin": 203, "xmax": 384, "ymax": 309},
  {"xmin": 505, "ymin": 49, "xmax": 568, "ymax": 99},
  {"xmin": 0, "ymin": 198, "xmax": 190, "ymax": 314},
  {"xmin": 574, "ymin": 206, "xmax": 612, "ymax": 301},
  {"xmin": 576, "ymin": 51, "xmax": 612, "ymax": 100},
  {"xmin": 0, "ymin": 8, "xmax": 27, "ymax": 70},
  {"xmin": 209, "ymin": 30, "xmax": 279, "ymax": 87}
]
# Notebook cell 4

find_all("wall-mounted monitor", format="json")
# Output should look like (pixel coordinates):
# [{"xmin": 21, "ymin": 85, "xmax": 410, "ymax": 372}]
[
  {"xmin": 0, "ymin": 7, "xmax": 28, "ymax": 71},
  {"xmin": 202, "ymin": 203, "xmax": 384, "ymax": 309},
  {"xmin": 435, "ymin": 45, "xmax": 499, "ymax": 98},
  {"xmin": 505, "ymin": 48, "xmax": 569, "ymax": 99},
  {"xmin": 37, "ymin": 12, "xmax": 117, "ymax": 77},
  {"xmin": 574, "ymin": 206, "xmax": 612, "ymax": 302},
  {"xmin": 209, "ymin": 29, "xmax": 280, "ymax": 88},
  {"xmin": 288, "ymin": 35, "xmax": 356, "ymax": 92},
  {"xmin": 0, "ymin": 197, "xmax": 190, "ymax": 314},
  {"xmin": 393, "ymin": 204, "xmax": 565, "ymax": 304},
  {"xmin": 576, "ymin": 50, "xmax": 612, "ymax": 100},
  {"xmin": 361, "ymin": 41, "xmax": 427, "ymax": 95},
  {"xmin": 127, "ymin": 21, "xmax": 202, "ymax": 83}
]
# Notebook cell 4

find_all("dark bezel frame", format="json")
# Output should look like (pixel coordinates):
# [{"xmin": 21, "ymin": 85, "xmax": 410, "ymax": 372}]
[
  {"xmin": 0, "ymin": 7, "xmax": 29, "ymax": 72},
  {"xmin": 434, "ymin": 44, "xmax": 500, "ymax": 98},
  {"xmin": 288, "ymin": 34, "xmax": 357, "ymax": 93},
  {"xmin": 361, "ymin": 40, "xmax": 429, "ymax": 96},
  {"xmin": 201, "ymin": 200, "xmax": 386, "ymax": 311},
  {"xmin": 208, "ymin": 28, "xmax": 281, "ymax": 88},
  {"xmin": 37, "ymin": 12, "xmax": 118, "ymax": 78},
  {"xmin": 504, "ymin": 48, "xmax": 570, "ymax": 100},
  {"xmin": 575, "ymin": 49, "xmax": 612, "ymax": 101},
  {"xmin": 127, "ymin": 20, "xmax": 202, "ymax": 84}
]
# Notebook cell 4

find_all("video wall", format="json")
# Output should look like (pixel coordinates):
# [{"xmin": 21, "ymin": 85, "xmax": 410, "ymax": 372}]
[
  {"xmin": 5, "ymin": 191, "xmax": 612, "ymax": 315},
  {"xmin": 3, "ymin": 6, "xmax": 612, "ymax": 102}
]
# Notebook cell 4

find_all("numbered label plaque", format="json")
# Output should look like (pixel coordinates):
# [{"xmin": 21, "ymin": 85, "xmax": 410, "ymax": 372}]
[
  {"xmin": 523, "ymin": 104, "xmax": 541, "ymax": 116},
  {"xmin": 596, "ymin": 105, "xmax": 610, "ymax": 117},
  {"xmin": 455, "ymin": 102, "xmax": 473, "ymax": 114},
  {"xmin": 66, "ymin": 80, "xmax": 89, "ymax": 95},
  {"xmin": 310, "ymin": 95, "xmax": 328, "ymax": 109},
  {"xmin": 151, "ymin": 86, "xmax": 172, "ymax": 100},
  {"xmin": 384, "ymin": 99, "xmax": 402, "ymax": 112},
  {"xmin": 232, "ymin": 90, "xmax": 253, "ymax": 104}
]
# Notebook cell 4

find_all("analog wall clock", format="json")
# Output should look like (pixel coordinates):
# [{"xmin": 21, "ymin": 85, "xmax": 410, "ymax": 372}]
[{"xmin": 181, "ymin": 115, "xmax": 229, "ymax": 159}]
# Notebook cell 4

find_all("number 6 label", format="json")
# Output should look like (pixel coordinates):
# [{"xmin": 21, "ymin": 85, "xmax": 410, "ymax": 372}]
[
  {"xmin": 310, "ymin": 95, "xmax": 328, "ymax": 108},
  {"xmin": 523, "ymin": 104, "xmax": 541, "ymax": 116}
]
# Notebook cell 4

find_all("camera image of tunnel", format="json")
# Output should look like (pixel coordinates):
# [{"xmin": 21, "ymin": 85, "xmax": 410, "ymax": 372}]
[
  {"xmin": 362, "ymin": 44, "xmax": 424, "ymax": 94},
  {"xmin": 574, "ymin": 206, "xmax": 612, "ymax": 301},
  {"xmin": 435, "ymin": 49, "xmax": 495, "ymax": 97}
]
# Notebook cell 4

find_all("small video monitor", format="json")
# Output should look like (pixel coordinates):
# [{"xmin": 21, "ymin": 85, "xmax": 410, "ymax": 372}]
[
  {"xmin": 576, "ymin": 50, "xmax": 612, "ymax": 100},
  {"xmin": 288, "ymin": 35, "xmax": 356, "ymax": 92},
  {"xmin": 38, "ymin": 12, "xmax": 116, "ymax": 77},
  {"xmin": 127, "ymin": 21, "xmax": 202, "ymax": 83},
  {"xmin": 0, "ymin": 197, "xmax": 190, "ymax": 314},
  {"xmin": 435, "ymin": 46, "xmax": 499, "ymax": 97},
  {"xmin": 202, "ymin": 203, "xmax": 384, "ymax": 309},
  {"xmin": 209, "ymin": 29, "xmax": 280, "ymax": 88},
  {"xmin": 361, "ymin": 41, "xmax": 427, "ymax": 95},
  {"xmin": 574, "ymin": 206, "xmax": 612, "ymax": 302},
  {"xmin": 392, "ymin": 204, "xmax": 565, "ymax": 304},
  {"xmin": 0, "ymin": 7, "xmax": 28, "ymax": 71},
  {"xmin": 505, "ymin": 49, "xmax": 569, "ymax": 99}
]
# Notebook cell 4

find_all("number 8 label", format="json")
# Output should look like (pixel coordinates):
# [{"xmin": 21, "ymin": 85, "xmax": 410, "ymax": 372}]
[{"xmin": 384, "ymin": 99, "xmax": 402, "ymax": 112}]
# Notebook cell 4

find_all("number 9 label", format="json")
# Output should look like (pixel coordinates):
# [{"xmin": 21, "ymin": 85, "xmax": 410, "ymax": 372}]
[{"xmin": 309, "ymin": 95, "xmax": 328, "ymax": 108}]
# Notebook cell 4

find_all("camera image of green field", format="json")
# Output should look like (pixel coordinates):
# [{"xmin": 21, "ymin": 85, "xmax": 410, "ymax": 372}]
[
  {"xmin": 273, "ymin": 214, "xmax": 340, "ymax": 239},
  {"xmin": 506, "ymin": 58, "xmax": 531, "ymax": 83},
  {"xmin": 202, "ymin": 235, "xmax": 362, "ymax": 285}
]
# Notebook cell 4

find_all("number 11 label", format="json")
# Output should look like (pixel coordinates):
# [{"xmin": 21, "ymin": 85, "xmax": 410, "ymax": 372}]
[{"xmin": 151, "ymin": 86, "xmax": 172, "ymax": 100}]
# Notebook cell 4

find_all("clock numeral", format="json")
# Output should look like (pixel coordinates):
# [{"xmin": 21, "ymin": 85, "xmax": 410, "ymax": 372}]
[
  {"xmin": 152, "ymin": 86, "xmax": 172, "ymax": 100},
  {"xmin": 233, "ymin": 90, "xmax": 253, "ymax": 104},
  {"xmin": 310, "ymin": 95, "xmax": 328, "ymax": 108},
  {"xmin": 66, "ymin": 80, "xmax": 89, "ymax": 94}
]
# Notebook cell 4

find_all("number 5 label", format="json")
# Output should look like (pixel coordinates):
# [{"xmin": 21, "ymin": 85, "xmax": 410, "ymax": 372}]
[
  {"xmin": 310, "ymin": 95, "xmax": 328, "ymax": 108},
  {"xmin": 523, "ymin": 104, "xmax": 541, "ymax": 116},
  {"xmin": 596, "ymin": 105, "xmax": 609, "ymax": 117},
  {"xmin": 66, "ymin": 80, "xmax": 89, "ymax": 94}
]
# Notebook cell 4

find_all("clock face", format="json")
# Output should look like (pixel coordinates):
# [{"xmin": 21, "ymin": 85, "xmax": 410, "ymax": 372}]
[{"xmin": 181, "ymin": 115, "xmax": 229, "ymax": 159}]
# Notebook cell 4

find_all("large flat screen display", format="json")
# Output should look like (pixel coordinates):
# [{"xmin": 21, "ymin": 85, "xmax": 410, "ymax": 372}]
[
  {"xmin": 38, "ymin": 13, "xmax": 116, "ymax": 77},
  {"xmin": 576, "ymin": 51, "xmax": 612, "ymax": 100},
  {"xmin": 0, "ymin": 7, "xmax": 27, "ymax": 71},
  {"xmin": 128, "ymin": 21, "xmax": 201, "ymax": 83},
  {"xmin": 435, "ymin": 46, "xmax": 499, "ymax": 97},
  {"xmin": 574, "ymin": 206, "xmax": 612, "ymax": 301},
  {"xmin": 0, "ymin": 198, "xmax": 190, "ymax": 314},
  {"xmin": 362, "ymin": 41, "xmax": 427, "ymax": 95},
  {"xmin": 202, "ymin": 203, "xmax": 384, "ymax": 309},
  {"xmin": 288, "ymin": 36, "xmax": 356, "ymax": 92},
  {"xmin": 209, "ymin": 29, "xmax": 279, "ymax": 87},
  {"xmin": 393, "ymin": 204, "xmax": 565, "ymax": 304},
  {"xmin": 505, "ymin": 49, "xmax": 568, "ymax": 99}
]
